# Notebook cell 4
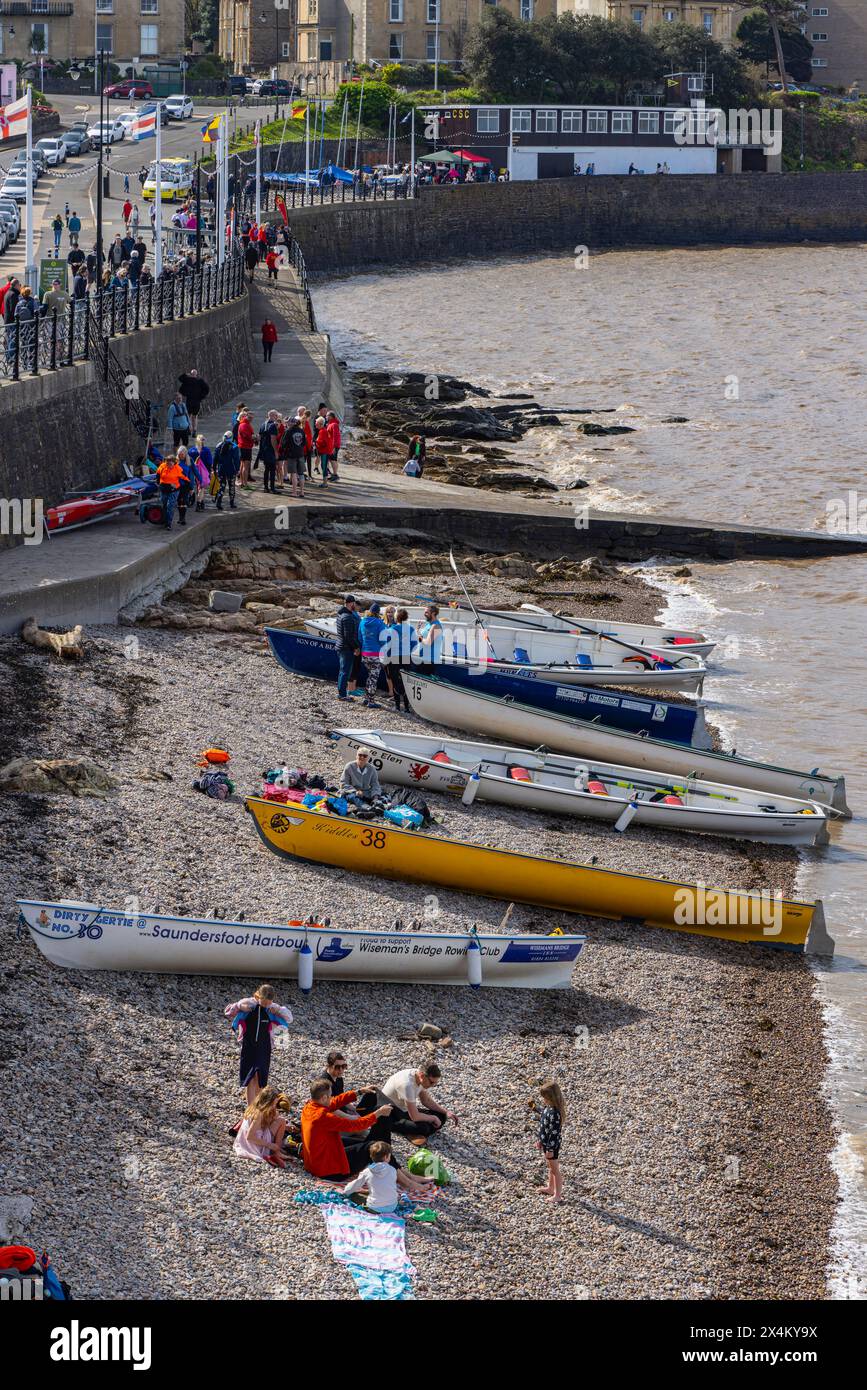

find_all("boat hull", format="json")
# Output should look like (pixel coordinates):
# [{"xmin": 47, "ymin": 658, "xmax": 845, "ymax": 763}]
[
  {"xmin": 265, "ymin": 628, "xmax": 705, "ymax": 746},
  {"xmin": 244, "ymin": 798, "xmax": 831, "ymax": 953},
  {"xmin": 15, "ymin": 900, "xmax": 584, "ymax": 988},
  {"xmin": 330, "ymin": 730, "xmax": 830, "ymax": 846},
  {"xmin": 403, "ymin": 673, "xmax": 850, "ymax": 816}
]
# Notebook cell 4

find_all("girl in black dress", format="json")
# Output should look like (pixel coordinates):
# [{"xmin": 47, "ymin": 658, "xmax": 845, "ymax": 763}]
[
  {"xmin": 536, "ymin": 1081, "xmax": 565, "ymax": 1204},
  {"xmin": 225, "ymin": 983, "xmax": 293, "ymax": 1105}
]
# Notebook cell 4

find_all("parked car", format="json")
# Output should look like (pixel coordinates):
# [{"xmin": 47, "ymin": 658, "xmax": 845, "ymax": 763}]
[
  {"xmin": 35, "ymin": 137, "xmax": 68, "ymax": 167},
  {"xmin": 0, "ymin": 176, "xmax": 30, "ymax": 203},
  {"xmin": 59, "ymin": 129, "xmax": 92, "ymax": 155},
  {"xmin": 104, "ymin": 79, "xmax": 153, "ymax": 100},
  {"xmin": 9, "ymin": 154, "xmax": 42, "ymax": 183},
  {"xmin": 253, "ymin": 79, "xmax": 276, "ymax": 97},
  {"xmin": 116, "ymin": 110, "xmax": 140, "ymax": 134},
  {"xmin": 0, "ymin": 198, "xmax": 22, "ymax": 237},
  {"xmin": 87, "ymin": 117, "xmax": 126, "ymax": 145},
  {"xmin": 0, "ymin": 223, "xmax": 8, "ymax": 256},
  {"xmin": 227, "ymin": 75, "xmax": 247, "ymax": 97},
  {"xmin": 138, "ymin": 102, "xmax": 170, "ymax": 127},
  {"xmin": 0, "ymin": 209, "xmax": 19, "ymax": 243}
]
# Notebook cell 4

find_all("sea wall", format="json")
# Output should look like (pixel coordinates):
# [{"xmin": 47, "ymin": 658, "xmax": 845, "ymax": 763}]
[
  {"xmin": 288, "ymin": 171, "xmax": 867, "ymax": 272},
  {"xmin": 0, "ymin": 293, "xmax": 255, "ymax": 537}
]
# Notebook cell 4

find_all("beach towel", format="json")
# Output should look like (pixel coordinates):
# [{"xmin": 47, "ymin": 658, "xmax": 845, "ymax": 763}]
[{"xmin": 293, "ymin": 1189, "xmax": 416, "ymax": 1301}]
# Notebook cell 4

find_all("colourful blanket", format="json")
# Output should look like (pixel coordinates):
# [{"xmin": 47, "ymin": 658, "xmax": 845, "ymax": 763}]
[{"xmin": 294, "ymin": 1188, "xmax": 417, "ymax": 1300}]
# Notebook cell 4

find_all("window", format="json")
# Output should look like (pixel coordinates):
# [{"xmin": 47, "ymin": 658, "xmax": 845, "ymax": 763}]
[
  {"xmin": 586, "ymin": 109, "xmax": 607, "ymax": 134},
  {"xmin": 140, "ymin": 23, "xmax": 158, "ymax": 56},
  {"xmin": 389, "ymin": 33, "xmax": 403, "ymax": 59},
  {"xmin": 611, "ymin": 110, "xmax": 632, "ymax": 134},
  {"xmin": 663, "ymin": 7, "xmax": 677, "ymax": 19},
  {"xmin": 811, "ymin": 7, "xmax": 829, "ymax": 14},
  {"xmin": 320, "ymin": 36, "xmax": 333, "ymax": 60},
  {"xmin": 31, "ymin": 0, "xmax": 49, "ymax": 10},
  {"xmin": 427, "ymin": 0, "xmax": 439, "ymax": 21},
  {"xmin": 702, "ymin": 10, "xmax": 713, "ymax": 33},
  {"xmin": 281, "ymin": 41, "xmax": 291, "ymax": 57},
  {"xmin": 477, "ymin": 108, "xmax": 499, "ymax": 132},
  {"xmin": 811, "ymin": 32, "xmax": 828, "ymax": 40},
  {"xmin": 520, "ymin": 0, "xmax": 533, "ymax": 18},
  {"xmin": 425, "ymin": 32, "xmax": 438, "ymax": 60},
  {"xmin": 536, "ymin": 109, "xmax": 557, "ymax": 133},
  {"xmin": 96, "ymin": 0, "xmax": 113, "ymax": 10},
  {"xmin": 811, "ymin": 57, "xmax": 828, "ymax": 66},
  {"xmin": 96, "ymin": 22, "xmax": 112, "ymax": 52},
  {"xmin": 140, "ymin": 0, "xmax": 158, "ymax": 12},
  {"xmin": 638, "ymin": 110, "xmax": 659, "ymax": 135},
  {"xmin": 664, "ymin": 109, "xmax": 686, "ymax": 135},
  {"xmin": 30, "ymin": 21, "xmax": 48, "ymax": 52},
  {"xmin": 308, "ymin": 0, "xmax": 317, "ymax": 15},
  {"xmin": 511, "ymin": 109, "xmax": 531, "ymax": 133},
  {"xmin": 687, "ymin": 75, "xmax": 704, "ymax": 92},
  {"xmin": 561, "ymin": 110, "xmax": 582, "ymax": 133},
  {"xmin": 389, "ymin": 0, "xmax": 403, "ymax": 20},
  {"xmin": 632, "ymin": 7, "xmax": 645, "ymax": 27}
]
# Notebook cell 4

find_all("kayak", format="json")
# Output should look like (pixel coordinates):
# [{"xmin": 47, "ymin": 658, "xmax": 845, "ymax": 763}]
[{"xmin": 45, "ymin": 488, "xmax": 141, "ymax": 533}]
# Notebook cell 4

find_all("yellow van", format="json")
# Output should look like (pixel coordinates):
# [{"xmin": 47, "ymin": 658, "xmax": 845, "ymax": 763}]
[{"xmin": 142, "ymin": 157, "xmax": 193, "ymax": 202}]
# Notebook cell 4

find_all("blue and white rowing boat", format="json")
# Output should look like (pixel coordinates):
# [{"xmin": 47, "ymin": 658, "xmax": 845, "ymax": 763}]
[{"xmin": 265, "ymin": 627, "xmax": 707, "ymax": 746}]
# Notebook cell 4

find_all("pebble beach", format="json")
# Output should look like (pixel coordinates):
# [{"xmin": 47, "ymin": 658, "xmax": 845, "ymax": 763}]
[{"xmin": 0, "ymin": 544, "xmax": 839, "ymax": 1300}]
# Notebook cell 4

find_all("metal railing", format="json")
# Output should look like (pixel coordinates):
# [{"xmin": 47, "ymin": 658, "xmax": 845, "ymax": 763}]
[
  {"xmin": 0, "ymin": 256, "xmax": 246, "ymax": 384},
  {"xmin": 255, "ymin": 177, "xmax": 416, "ymax": 214},
  {"xmin": 283, "ymin": 235, "xmax": 317, "ymax": 333}
]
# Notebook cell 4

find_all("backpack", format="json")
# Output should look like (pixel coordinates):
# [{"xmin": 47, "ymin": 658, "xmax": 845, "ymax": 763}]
[
  {"xmin": 384, "ymin": 805, "xmax": 424, "ymax": 829},
  {"xmin": 389, "ymin": 788, "xmax": 431, "ymax": 824}
]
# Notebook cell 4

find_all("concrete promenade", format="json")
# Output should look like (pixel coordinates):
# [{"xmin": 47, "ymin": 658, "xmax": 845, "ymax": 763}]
[{"xmin": 1, "ymin": 265, "xmax": 865, "ymax": 634}]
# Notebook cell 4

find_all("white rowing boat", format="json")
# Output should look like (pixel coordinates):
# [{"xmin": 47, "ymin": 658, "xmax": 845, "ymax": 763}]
[
  {"xmin": 361, "ymin": 601, "xmax": 715, "ymax": 659},
  {"xmin": 16, "ymin": 900, "xmax": 585, "ymax": 989},
  {"xmin": 305, "ymin": 617, "xmax": 708, "ymax": 694},
  {"xmin": 330, "ymin": 729, "xmax": 830, "ymax": 845},
  {"xmin": 400, "ymin": 673, "xmax": 851, "ymax": 816}
]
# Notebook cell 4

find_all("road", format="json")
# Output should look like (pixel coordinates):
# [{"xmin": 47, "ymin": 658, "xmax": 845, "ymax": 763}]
[{"xmin": 0, "ymin": 94, "xmax": 276, "ymax": 285}]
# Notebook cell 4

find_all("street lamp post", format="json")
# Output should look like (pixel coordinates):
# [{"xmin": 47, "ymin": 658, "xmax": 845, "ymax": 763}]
[
  {"xmin": 799, "ymin": 102, "xmax": 805, "ymax": 170},
  {"xmin": 96, "ymin": 49, "xmax": 105, "ymax": 279}
]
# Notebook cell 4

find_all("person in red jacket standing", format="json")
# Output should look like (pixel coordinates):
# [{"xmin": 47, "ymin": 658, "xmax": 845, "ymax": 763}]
[
  {"xmin": 314, "ymin": 415, "xmax": 331, "ymax": 487},
  {"xmin": 301, "ymin": 1080, "xmax": 393, "ymax": 1179},
  {"xmin": 257, "ymin": 224, "xmax": 268, "ymax": 261},
  {"xmin": 326, "ymin": 409, "xmax": 342, "ymax": 481},
  {"xmin": 264, "ymin": 248, "xmax": 281, "ymax": 282},
  {"xmin": 236, "ymin": 409, "xmax": 255, "ymax": 489},
  {"xmin": 261, "ymin": 318, "xmax": 278, "ymax": 363}
]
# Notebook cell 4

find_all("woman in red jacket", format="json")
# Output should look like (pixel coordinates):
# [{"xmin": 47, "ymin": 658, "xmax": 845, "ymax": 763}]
[
  {"xmin": 236, "ymin": 410, "xmax": 255, "ymax": 488},
  {"xmin": 314, "ymin": 416, "xmax": 331, "ymax": 487},
  {"xmin": 326, "ymin": 410, "xmax": 342, "ymax": 481},
  {"xmin": 261, "ymin": 319, "xmax": 278, "ymax": 363},
  {"xmin": 301, "ymin": 407, "xmax": 314, "ymax": 479}
]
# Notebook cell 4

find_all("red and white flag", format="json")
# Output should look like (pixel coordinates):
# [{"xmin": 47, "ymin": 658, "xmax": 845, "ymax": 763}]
[
  {"xmin": 131, "ymin": 109, "xmax": 156, "ymax": 142},
  {"xmin": 0, "ymin": 94, "xmax": 29, "ymax": 144}
]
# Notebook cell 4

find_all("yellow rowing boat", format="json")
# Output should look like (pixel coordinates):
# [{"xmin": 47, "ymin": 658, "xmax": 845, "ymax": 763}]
[{"xmin": 244, "ymin": 798, "xmax": 832, "ymax": 954}]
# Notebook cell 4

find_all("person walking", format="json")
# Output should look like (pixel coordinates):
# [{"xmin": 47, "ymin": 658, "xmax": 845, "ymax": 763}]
[
  {"xmin": 122, "ymin": 197, "xmax": 133, "ymax": 231},
  {"xmin": 175, "ymin": 445, "xmax": 197, "ymax": 526},
  {"xmin": 67, "ymin": 211, "xmax": 81, "ymax": 248},
  {"xmin": 123, "ymin": 171, "xmax": 130, "ymax": 196},
  {"xmin": 236, "ymin": 409, "xmax": 255, "ymax": 489},
  {"xmin": 244, "ymin": 240, "xmax": 258, "ymax": 282},
  {"xmin": 155, "ymin": 454, "xmax": 185, "ymax": 530},
  {"xmin": 51, "ymin": 213, "xmax": 63, "ymax": 253},
  {"xmin": 213, "ymin": 431, "xmax": 240, "ymax": 509},
  {"xmin": 108, "ymin": 234, "xmax": 124, "ymax": 271},
  {"xmin": 177, "ymin": 368, "xmax": 210, "ymax": 433},
  {"xmin": 261, "ymin": 318, "xmax": 278, "ymax": 363},
  {"xmin": 264, "ymin": 247, "xmax": 281, "ymax": 281},
  {"xmin": 130, "ymin": 204, "xmax": 140, "ymax": 237},
  {"xmin": 167, "ymin": 393, "xmax": 192, "ymax": 447}
]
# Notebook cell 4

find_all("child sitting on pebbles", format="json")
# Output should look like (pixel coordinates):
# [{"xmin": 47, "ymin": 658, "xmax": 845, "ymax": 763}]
[
  {"xmin": 535, "ymin": 1081, "xmax": 565, "ymax": 1204},
  {"xmin": 339, "ymin": 1141, "xmax": 435, "ymax": 1213},
  {"xmin": 233, "ymin": 1087, "xmax": 291, "ymax": 1168}
]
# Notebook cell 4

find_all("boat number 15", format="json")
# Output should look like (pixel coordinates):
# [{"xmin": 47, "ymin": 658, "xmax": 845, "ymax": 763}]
[{"xmin": 360, "ymin": 828, "xmax": 386, "ymax": 849}]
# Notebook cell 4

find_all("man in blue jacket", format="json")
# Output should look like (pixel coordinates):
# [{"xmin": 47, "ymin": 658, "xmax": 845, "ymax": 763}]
[
  {"xmin": 336, "ymin": 595, "xmax": 361, "ymax": 701},
  {"xmin": 213, "ymin": 431, "xmax": 240, "ymax": 510}
]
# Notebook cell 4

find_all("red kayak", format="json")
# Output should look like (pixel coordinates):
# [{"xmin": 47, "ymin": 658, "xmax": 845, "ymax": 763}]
[{"xmin": 45, "ymin": 489, "xmax": 139, "ymax": 533}]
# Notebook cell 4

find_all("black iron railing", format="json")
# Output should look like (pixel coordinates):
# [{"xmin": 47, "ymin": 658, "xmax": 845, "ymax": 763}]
[{"xmin": 0, "ymin": 255, "xmax": 246, "ymax": 384}]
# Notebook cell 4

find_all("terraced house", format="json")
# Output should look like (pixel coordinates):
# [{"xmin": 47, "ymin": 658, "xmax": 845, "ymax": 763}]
[
  {"xmin": 562, "ymin": 1, "xmax": 735, "ymax": 45},
  {"xmin": 0, "ymin": 0, "xmax": 184, "ymax": 65}
]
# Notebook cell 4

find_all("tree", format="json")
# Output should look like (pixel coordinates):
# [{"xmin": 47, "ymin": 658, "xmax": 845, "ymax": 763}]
[
  {"xmin": 736, "ymin": 10, "xmax": 813, "ymax": 85},
  {"xmin": 197, "ymin": 0, "xmax": 219, "ymax": 50},
  {"xmin": 650, "ymin": 21, "xmax": 749, "ymax": 110},
  {"xmin": 734, "ymin": 2, "xmax": 803, "ymax": 93}
]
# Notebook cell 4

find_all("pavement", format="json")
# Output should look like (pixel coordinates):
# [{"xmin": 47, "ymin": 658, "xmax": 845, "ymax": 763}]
[{"xmin": 0, "ymin": 93, "xmax": 278, "ymax": 287}]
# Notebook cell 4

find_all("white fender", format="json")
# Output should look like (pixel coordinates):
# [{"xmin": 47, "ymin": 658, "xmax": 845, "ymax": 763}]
[
  {"xmin": 466, "ymin": 936, "xmax": 482, "ymax": 989},
  {"xmin": 461, "ymin": 767, "xmax": 482, "ymax": 807},
  {"xmin": 298, "ymin": 941, "xmax": 313, "ymax": 994}
]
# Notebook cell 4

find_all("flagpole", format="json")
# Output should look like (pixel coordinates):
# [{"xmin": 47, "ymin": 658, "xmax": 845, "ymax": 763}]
[
  {"xmin": 254, "ymin": 119, "xmax": 261, "ymax": 226},
  {"xmin": 24, "ymin": 85, "xmax": 36, "ymax": 292},
  {"xmin": 304, "ymin": 102, "xmax": 310, "ymax": 200},
  {"xmin": 215, "ymin": 123, "xmax": 223, "ymax": 268},
  {"xmin": 410, "ymin": 109, "xmax": 415, "ymax": 196},
  {"xmin": 154, "ymin": 101, "xmax": 162, "ymax": 278},
  {"xmin": 222, "ymin": 111, "xmax": 229, "ymax": 263}
]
